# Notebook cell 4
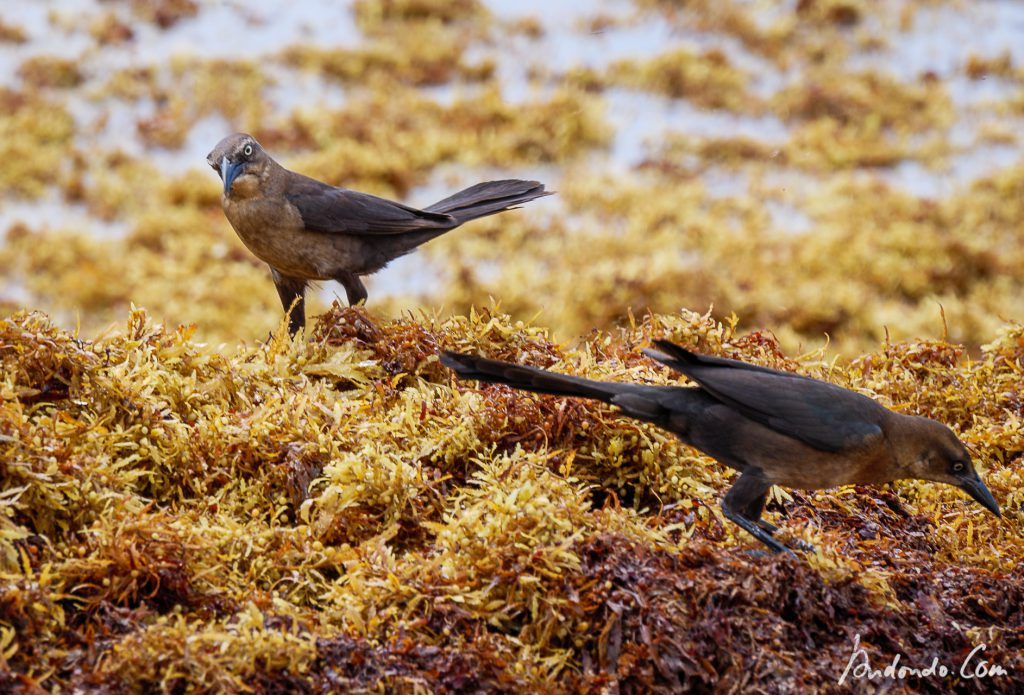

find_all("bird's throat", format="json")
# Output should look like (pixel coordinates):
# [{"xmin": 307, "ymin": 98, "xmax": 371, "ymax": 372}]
[{"xmin": 226, "ymin": 175, "xmax": 261, "ymax": 200}]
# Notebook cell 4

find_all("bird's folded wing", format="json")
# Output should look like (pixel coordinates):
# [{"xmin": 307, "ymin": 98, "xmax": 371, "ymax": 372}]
[
  {"xmin": 644, "ymin": 345, "xmax": 883, "ymax": 453},
  {"xmin": 692, "ymin": 369, "xmax": 883, "ymax": 452},
  {"xmin": 285, "ymin": 176, "xmax": 454, "ymax": 234}
]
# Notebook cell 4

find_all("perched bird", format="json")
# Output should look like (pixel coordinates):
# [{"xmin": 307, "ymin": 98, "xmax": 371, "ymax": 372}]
[
  {"xmin": 441, "ymin": 341, "xmax": 1000, "ymax": 556},
  {"xmin": 207, "ymin": 133, "xmax": 550, "ymax": 334}
]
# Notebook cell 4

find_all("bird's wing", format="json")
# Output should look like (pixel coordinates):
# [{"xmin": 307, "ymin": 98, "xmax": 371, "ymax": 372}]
[
  {"xmin": 643, "ymin": 342, "xmax": 884, "ymax": 453},
  {"xmin": 285, "ymin": 175, "xmax": 455, "ymax": 234}
]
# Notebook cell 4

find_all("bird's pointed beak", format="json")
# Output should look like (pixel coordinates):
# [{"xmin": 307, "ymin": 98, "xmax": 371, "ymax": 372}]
[
  {"xmin": 220, "ymin": 156, "xmax": 242, "ymax": 195},
  {"xmin": 957, "ymin": 474, "xmax": 1001, "ymax": 517}
]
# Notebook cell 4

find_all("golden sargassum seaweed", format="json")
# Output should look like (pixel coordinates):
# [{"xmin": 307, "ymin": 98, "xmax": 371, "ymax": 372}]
[{"xmin": 1, "ymin": 305, "xmax": 1021, "ymax": 691}]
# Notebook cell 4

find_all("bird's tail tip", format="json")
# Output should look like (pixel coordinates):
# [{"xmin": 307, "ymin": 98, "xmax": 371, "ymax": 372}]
[
  {"xmin": 640, "ymin": 347, "xmax": 670, "ymax": 363},
  {"xmin": 641, "ymin": 340, "xmax": 699, "ymax": 366},
  {"xmin": 439, "ymin": 350, "xmax": 474, "ymax": 372}
]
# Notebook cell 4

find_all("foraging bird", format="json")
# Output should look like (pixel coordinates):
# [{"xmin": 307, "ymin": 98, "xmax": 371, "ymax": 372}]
[
  {"xmin": 207, "ymin": 133, "xmax": 550, "ymax": 334},
  {"xmin": 441, "ymin": 341, "xmax": 1000, "ymax": 556}
]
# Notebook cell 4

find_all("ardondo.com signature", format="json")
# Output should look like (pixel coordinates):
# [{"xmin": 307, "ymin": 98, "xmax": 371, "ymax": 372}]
[{"xmin": 839, "ymin": 634, "xmax": 1010, "ymax": 685}]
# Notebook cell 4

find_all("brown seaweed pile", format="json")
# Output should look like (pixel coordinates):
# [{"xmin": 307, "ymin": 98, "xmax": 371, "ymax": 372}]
[{"xmin": 1, "ymin": 305, "xmax": 1022, "ymax": 692}]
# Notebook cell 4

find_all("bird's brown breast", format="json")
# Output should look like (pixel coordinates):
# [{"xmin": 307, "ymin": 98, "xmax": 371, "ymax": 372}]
[
  {"xmin": 766, "ymin": 449, "xmax": 899, "ymax": 490},
  {"xmin": 740, "ymin": 424, "xmax": 897, "ymax": 490},
  {"xmin": 222, "ymin": 195, "xmax": 327, "ymax": 279},
  {"xmin": 686, "ymin": 405, "xmax": 899, "ymax": 491}
]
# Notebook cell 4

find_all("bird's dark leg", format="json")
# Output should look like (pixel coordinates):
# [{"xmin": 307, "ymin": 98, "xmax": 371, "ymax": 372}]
[
  {"xmin": 335, "ymin": 272, "xmax": 368, "ymax": 306},
  {"xmin": 742, "ymin": 490, "xmax": 779, "ymax": 535},
  {"xmin": 722, "ymin": 474, "xmax": 796, "ymax": 557},
  {"xmin": 743, "ymin": 485, "xmax": 817, "ymax": 554},
  {"xmin": 271, "ymin": 268, "xmax": 307, "ymax": 335}
]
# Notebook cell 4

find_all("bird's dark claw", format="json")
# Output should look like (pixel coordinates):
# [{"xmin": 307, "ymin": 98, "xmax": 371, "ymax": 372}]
[{"xmin": 790, "ymin": 538, "xmax": 816, "ymax": 553}]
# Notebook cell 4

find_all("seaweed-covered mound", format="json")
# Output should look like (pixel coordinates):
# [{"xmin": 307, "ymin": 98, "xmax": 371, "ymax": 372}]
[{"xmin": 2, "ymin": 306, "xmax": 1021, "ymax": 692}]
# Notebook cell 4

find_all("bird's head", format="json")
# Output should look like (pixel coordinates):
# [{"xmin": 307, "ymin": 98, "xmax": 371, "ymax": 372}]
[
  {"xmin": 207, "ymin": 133, "xmax": 272, "ymax": 197},
  {"xmin": 900, "ymin": 415, "xmax": 1000, "ymax": 517}
]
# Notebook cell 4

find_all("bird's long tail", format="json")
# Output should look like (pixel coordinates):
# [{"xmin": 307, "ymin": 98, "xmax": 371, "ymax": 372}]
[
  {"xmin": 424, "ymin": 180, "xmax": 550, "ymax": 224},
  {"xmin": 440, "ymin": 351, "xmax": 675, "ymax": 422},
  {"xmin": 440, "ymin": 352, "xmax": 619, "ymax": 401}
]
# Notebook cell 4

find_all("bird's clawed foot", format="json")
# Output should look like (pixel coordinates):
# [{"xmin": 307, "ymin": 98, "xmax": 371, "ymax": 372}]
[
  {"xmin": 753, "ymin": 518, "xmax": 816, "ymax": 553},
  {"xmin": 789, "ymin": 537, "xmax": 816, "ymax": 553},
  {"xmin": 724, "ymin": 508, "xmax": 797, "ymax": 557}
]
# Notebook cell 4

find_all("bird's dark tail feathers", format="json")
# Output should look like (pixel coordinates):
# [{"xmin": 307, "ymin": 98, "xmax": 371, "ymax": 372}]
[
  {"xmin": 442, "ymin": 351, "xmax": 701, "ymax": 425},
  {"xmin": 425, "ymin": 180, "xmax": 551, "ymax": 224},
  {"xmin": 440, "ymin": 351, "xmax": 628, "ymax": 403}
]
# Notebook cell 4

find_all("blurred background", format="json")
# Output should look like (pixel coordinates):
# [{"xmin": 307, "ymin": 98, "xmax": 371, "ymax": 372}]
[{"xmin": 2, "ymin": 0, "xmax": 1024, "ymax": 355}]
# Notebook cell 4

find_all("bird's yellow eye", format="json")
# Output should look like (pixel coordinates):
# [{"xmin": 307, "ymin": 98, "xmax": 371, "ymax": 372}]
[
  {"xmin": 243, "ymin": 144, "xmax": 253, "ymax": 157},
  {"xmin": 952, "ymin": 462, "xmax": 965, "ymax": 473}
]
